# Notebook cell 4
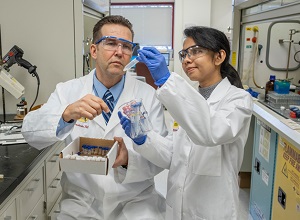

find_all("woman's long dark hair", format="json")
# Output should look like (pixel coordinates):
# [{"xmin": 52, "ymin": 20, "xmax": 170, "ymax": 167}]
[{"xmin": 183, "ymin": 26, "xmax": 243, "ymax": 89}]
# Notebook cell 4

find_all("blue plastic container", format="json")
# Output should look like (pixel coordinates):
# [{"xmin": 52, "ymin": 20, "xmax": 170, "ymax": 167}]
[{"xmin": 274, "ymin": 80, "xmax": 290, "ymax": 94}]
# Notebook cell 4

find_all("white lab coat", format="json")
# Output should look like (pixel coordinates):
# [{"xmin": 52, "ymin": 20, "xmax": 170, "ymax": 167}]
[
  {"xmin": 133, "ymin": 74, "xmax": 253, "ymax": 220},
  {"xmin": 21, "ymin": 70, "xmax": 168, "ymax": 220}
]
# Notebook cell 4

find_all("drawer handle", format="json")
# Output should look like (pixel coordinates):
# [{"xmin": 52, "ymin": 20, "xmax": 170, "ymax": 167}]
[
  {"xmin": 49, "ymin": 153, "xmax": 60, "ymax": 162},
  {"xmin": 50, "ymin": 178, "xmax": 61, "ymax": 188},
  {"xmin": 29, "ymin": 215, "xmax": 38, "ymax": 220},
  {"xmin": 26, "ymin": 188, "xmax": 34, "ymax": 192},
  {"xmin": 54, "ymin": 210, "xmax": 61, "ymax": 213},
  {"xmin": 25, "ymin": 178, "xmax": 40, "ymax": 191},
  {"xmin": 4, "ymin": 216, "xmax": 12, "ymax": 220}
]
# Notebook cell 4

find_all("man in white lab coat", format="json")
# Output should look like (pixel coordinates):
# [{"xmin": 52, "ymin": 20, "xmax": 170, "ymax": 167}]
[
  {"xmin": 22, "ymin": 15, "xmax": 167, "ymax": 220},
  {"xmin": 119, "ymin": 26, "xmax": 253, "ymax": 219}
]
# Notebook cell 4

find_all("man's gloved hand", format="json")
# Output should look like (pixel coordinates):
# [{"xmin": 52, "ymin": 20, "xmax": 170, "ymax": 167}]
[
  {"xmin": 118, "ymin": 111, "xmax": 146, "ymax": 145},
  {"xmin": 136, "ymin": 47, "xmax": 170, "ymax": 86}
]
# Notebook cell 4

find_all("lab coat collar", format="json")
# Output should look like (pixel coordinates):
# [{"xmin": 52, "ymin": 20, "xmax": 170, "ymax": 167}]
[
  {"xmin": 80, "ymin": 70, "xmax": 138, "ymax": 132},
  {"xmin": 207, "ymin": 77, "xmax": 231, "ymax": 104}
]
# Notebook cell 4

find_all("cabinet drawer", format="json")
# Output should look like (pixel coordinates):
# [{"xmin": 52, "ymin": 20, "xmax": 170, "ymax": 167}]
[
  {"xmin": 46, "ymin": 172, "xmax": 62, "ymax": 213},
  {"xmin": 45, "ymin": 143, "xmax": 65, "ymax": 188},
  {"xmin": 18, "ymin": 167, "xmax": 44, "ymax": 220},
  {"xmin": 25, "ymin": 196, "xmax": 45, "ymax": 220},
  {"xmin": 47, "ymin": 194, "xmax": 61, "ymax": 220},
  {"xmin": 0, "ymin": 199, "xmax": 16, "ymax": 220},
  {"xmin": 45, "ymin": 153, "xmax": 60, "ymax": 188}
]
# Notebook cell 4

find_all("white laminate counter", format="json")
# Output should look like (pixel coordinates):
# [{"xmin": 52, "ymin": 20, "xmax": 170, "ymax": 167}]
[{"xmin": 253, "ymin": 100, "xmax": 300, "ymax": 149}]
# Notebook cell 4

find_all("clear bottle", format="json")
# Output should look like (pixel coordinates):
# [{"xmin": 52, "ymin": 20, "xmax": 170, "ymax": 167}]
[
  {"xmin": 16, "ymin": 103, "xmax": 25, "ymax": 117},
  {"xmin": 265, "ymin": 75, "xmax": 276, "ymax": 102},
  {"xmin": 20, "ymin": 97, "xmax": 28, "ymax": 115}
]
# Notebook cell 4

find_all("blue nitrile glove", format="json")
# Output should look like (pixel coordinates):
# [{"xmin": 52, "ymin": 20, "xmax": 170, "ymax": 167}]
[
  {"xmin": 246, "ymin": 88, "xmax": 260, "ymax": 98},
  {"xmin": 136, "ymin": 47, "xmax": 170, "ymax": 86},
  {"xmin": 118, "ymin": 111, "xmax": 146, "ymax": 145}
]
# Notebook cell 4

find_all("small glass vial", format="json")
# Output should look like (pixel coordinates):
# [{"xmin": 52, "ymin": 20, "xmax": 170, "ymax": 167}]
[{"xmin": 16, "ymin": 103, "xmax": 25, "ymax": 117}]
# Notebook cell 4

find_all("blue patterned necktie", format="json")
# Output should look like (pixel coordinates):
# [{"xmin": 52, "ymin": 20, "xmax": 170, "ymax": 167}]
[{"xmin": 102, "ymin": 90, "xmax": 114, "ymax": 123}]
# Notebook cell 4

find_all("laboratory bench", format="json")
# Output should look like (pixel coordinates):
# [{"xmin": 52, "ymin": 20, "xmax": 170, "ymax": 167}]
[
  {"xmin": 253, "ymin": 100, "xmax": 300, "ymax": 148},
  {"xmin": 0, "ymin": 143, "xmax": 46, "ymax": 205},
  {"xmin": 0, "ymin": 139, "xmax": 65, "ymax": 219}
]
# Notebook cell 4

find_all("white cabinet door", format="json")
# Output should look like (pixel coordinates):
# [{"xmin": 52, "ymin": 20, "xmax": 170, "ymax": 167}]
[
  {"xmin": 25, "ymin": 196, "xmax": 46, "ymax": 220},
  {"xmin": 0, "ymin": 200, "xmax": 17, "ymax": 220},
  {"xmin": 45, "ymin": 172, "xmax": 62, "ymax": 214},
  {"xmin": 45, "ymin": 142, "xmax": 65, "ymax": 189},
  {"xmin": 47, "ymin": 194, "xmax": 61, "ymax": 220},
  {"xmin": 45, "ymin": 142, "xmax": 65, "ymax": 214},
  {"xmin": 17, "ymin": 167, "xmax": 44, "ymax": 220}
]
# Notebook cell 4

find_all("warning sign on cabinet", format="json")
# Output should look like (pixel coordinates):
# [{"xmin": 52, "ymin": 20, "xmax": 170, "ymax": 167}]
[{"xmin": 271, "ymin": 136, "xmax": 300, "ymax": 220}]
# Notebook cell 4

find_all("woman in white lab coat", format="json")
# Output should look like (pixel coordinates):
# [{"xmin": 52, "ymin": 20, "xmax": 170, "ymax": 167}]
[
  {"xmin": 22, "ymin": 15, "xmax": 167, "ymax": 220},
  {"xmin": 119, "ymin": 26, "xmax": 253, "ymax": 219}
]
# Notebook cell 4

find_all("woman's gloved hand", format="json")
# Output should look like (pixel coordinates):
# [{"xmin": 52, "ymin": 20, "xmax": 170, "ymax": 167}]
[
  {"xmin": 136, "ymin": 47, "xmax": 170, "ymax": 86},
  {"xmin": 118, "ymin": 111, "xmax": 146, "ymax": 145}
]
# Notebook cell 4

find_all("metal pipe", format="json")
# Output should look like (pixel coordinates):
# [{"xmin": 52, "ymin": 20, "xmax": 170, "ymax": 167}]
[
  {"xmin": 278, "ymin": 39, "xmax": 293, "ymax": 43},
  {"xmin": 286, "ymin": 29, "xmax": 294, "ymax": 79},
  {"xmin": 0, "ymin": 25, "xmax": 6, "ymax": 123},
  {"xmin": 2, "ymin": 88, "xmax": 6, "ymax": 123}
]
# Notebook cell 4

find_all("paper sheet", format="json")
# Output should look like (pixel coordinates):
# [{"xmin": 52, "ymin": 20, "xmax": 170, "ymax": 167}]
[{"xmin": 0, "ymin": 132, "xmax": 26, "ymax": 145}]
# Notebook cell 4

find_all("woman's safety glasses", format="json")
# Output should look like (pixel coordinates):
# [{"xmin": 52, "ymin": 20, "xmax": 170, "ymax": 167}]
[
  {"xmin": 178, "ymin": 45, "xmax": 208, "ymax": 63},
  {"xmin": 95, "ymin": 36, "xmax": 136, "ymax": 55}
]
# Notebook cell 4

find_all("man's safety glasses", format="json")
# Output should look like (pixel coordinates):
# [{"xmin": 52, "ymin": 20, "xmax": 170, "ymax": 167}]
[
  {"xmin": 178, "ymin": 45, "xmax": 208, "ymax": 63},
  {"xmin": 95, "ymin": 36, "xmax": 136, "ymax": 55}
]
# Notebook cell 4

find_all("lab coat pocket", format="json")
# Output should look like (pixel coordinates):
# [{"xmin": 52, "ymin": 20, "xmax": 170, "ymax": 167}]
[{"xmin": 191, "ymin": 145, "xmax": 221, "ymax": 176}]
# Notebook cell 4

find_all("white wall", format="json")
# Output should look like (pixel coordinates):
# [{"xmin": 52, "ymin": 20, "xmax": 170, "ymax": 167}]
[
  {"xmin": 0, "ymin": 1, "xmax": 108, "ymax": 115},
  {"xmin": 111, "ymin": 6, "xmax": 173, "ymax": 46},
  {"xmin": 211, "ymin": 0, "xmax": 234, "ymax": 34},
  {"xmin": 173, "ymin": 0, "xmax": 211, "ymax": 88},
  {"xmin": 174, "ymin": 0, "xmax": 233, "ymax": 88},
  {"xmin": 0, "ymin": 0, "xmax": 82, "ymax": 114}
]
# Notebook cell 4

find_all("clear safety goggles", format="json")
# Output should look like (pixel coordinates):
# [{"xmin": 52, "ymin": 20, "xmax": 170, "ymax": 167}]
[
  {"xmin": 178, "ymin": 45, "xmax": 208, "ymax": 63},
  {"xmin": 95, "ymin": 36, "xmax": 136, "ymax": 55}
]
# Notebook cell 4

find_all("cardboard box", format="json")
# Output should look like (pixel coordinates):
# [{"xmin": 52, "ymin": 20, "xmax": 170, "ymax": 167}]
[
  {"xmin": 59, "ymin": 137, "xmax": 117, "ymax": 175},
  {"xmin": 239, "ymin": 172, "xmax": 252, "ymax": 188}
]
